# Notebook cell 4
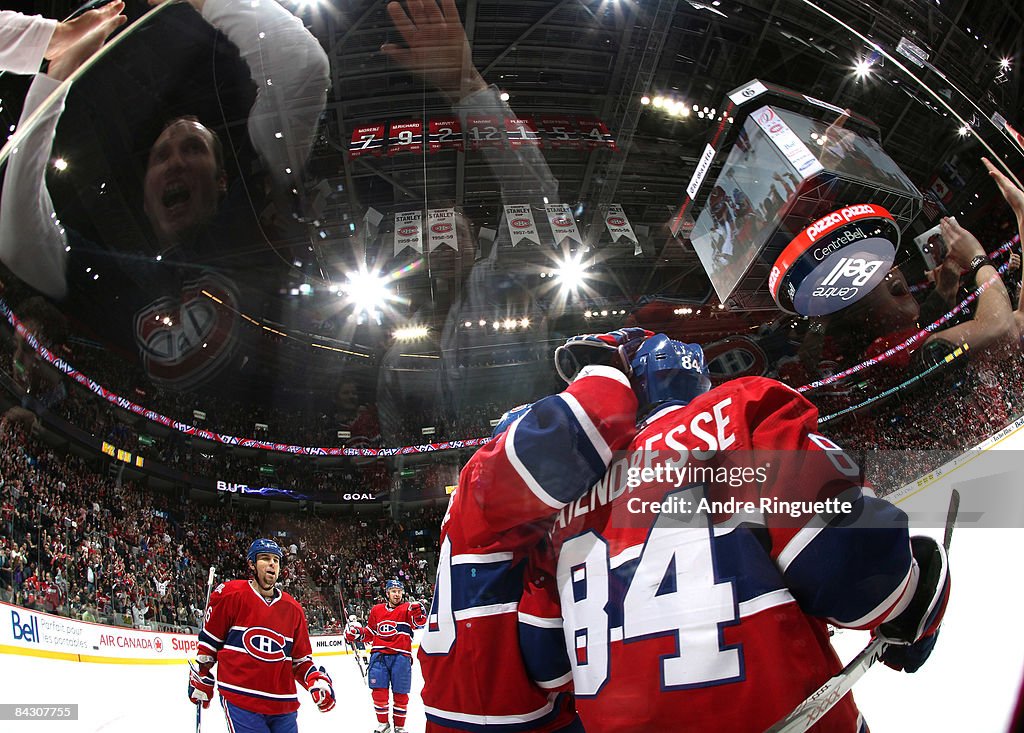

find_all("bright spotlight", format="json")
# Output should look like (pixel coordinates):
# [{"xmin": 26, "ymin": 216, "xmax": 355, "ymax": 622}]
[
  {"xmin": 1000, "ymin": 57, "xmax": 1012, "ymax": 71},
  {"xmin": 394, "ymin": 325, "xmax": 429, "ymax": 341},
  {"xmin": 344, "ymin": 266, "xmax": 391, "ymax": 316},
  {"xmin": 53, "ymin": 158, "xmax": 68, "ymax": 171},
  {"xmin": 640, "ymin": 95, "xmax": 651, "ymax": 105},
  {"xmin": 853, "ymin": 58, "xmax": 873, "ymax": 77},
  {"xmin": 957, "ymin": 124, "xmax": 970, "ymax": 137},
  {"xmin": 555, "ymin": 252, "xmax": 587, "ymax": 293}
]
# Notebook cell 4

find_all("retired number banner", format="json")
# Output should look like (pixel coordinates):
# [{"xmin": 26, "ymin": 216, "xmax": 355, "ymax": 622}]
[
  {"xmin": 428, "ymin": 117, "xmax": 464, "ymax": 153},
  {"xmin": 388, "ymin": 120, "xmax": 424, "ymax": 156},
  {"xmin": 349, "ymin": 123, "xmax": 386, "ymax": 159},
  {"xmin": 466, "ymin": 115, "xmax": 504, "ymax": 151}
]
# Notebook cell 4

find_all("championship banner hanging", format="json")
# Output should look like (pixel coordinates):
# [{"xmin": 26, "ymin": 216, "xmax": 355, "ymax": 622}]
[
  {"xmin": 505, "ymin": 117, "xmax": 543, "ymax": 148},
  {"xmin": 545, "ymin": 204, "xmax": 582, "ymax": 246},
  {"xmin": 394, "ymin": 210, "xmax": 423, "ymax": 256},
  {"xmin": 504, "ymin": 204, "xmax": 540, "ymax": 247},
  {"xmin": 429, "ymin": 116, "xmax": 463, "ymax": 153},
  {"xmin": 388, "ymin": 120, "xmax": 424, "ymax": 156},
  {"xmin": 466, "ymin": 115, "xmax": 504, "ymax": 151},
  {"xmin": 769, "ymin": 203, "xmax": 899, "ymax": 317},
  {"xmin": 427, "ymin": 208, "xmax": 458, "ymax": 252},
  {"xmin": 349, "ymin": 123, "xmax": 386, "ymax": 159},
  {"xmin": 540, "ymin": 116, "xmax": 581, "ymax": 149},
  {"xmin": 577, "ymin": 117, "xmax": 618, "ymax": 151},
  {"xmin": 605, "ymin": 204, "xmax": 637, "ymax": 244}
]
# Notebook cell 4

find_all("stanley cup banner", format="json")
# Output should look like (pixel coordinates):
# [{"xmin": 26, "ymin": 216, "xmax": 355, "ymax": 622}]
[
  {"xmin": 504, "ymin": 204, "xmax": 540, "ymax": 247},
  {"xmin": 545, "ymin": 204, "xmax": 582, "ymax": 246},
  {"xmin": 393, "ymin": 210, "xmax": 423, "ymax": 256},
  {"xmin": 605, "ymin": 204, "xmax": 637, "ymax": 244},
  {"xmin": 427, "ymin": 208, "xmax": 459, "ymax": 252}
]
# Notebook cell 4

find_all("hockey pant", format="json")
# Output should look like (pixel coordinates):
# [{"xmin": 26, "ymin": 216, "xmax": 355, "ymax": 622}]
[
  {"xmin": 367, "ymin": 652, "xmax": 412, "ymax": 694},
  {"xmin": 220, "ymin": 697, "xmax": 297, "ymax": 733},
  {"xmin": 369, "ymin": 653, "xmax": 412, "ymax": 727}
]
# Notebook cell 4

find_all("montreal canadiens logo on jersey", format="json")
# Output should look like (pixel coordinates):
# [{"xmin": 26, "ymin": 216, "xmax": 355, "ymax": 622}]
[
  {"xmin": 375, "ymin": 621, "xmax": 399, "ymax": 638},
  {"xmin": 242, "ymin": 627, "xmax": 288, "ymax": 662}
]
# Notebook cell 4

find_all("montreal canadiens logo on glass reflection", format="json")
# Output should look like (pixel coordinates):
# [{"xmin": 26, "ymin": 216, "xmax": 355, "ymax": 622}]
[{"xmin": 242, "ymin": 627, "xmax": 288, "ymax": 662}]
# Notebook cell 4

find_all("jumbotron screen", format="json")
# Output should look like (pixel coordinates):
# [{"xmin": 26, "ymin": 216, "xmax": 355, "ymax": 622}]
[{"xmin": 689, "ymin": 105, "xmax": 920, "ymax": 307}]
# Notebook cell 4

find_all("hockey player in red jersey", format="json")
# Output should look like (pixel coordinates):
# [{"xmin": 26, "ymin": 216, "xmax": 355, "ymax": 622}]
[
  {"xmin": 346, "ymin": 578, "xmax": 428, "ymax": 733},
  {"xmin": 417, "ymin": 328, "xmax": 653, "ymax": 733},
  {"xmin": 542, "ymin": 334, "xmax": 950, "ymax": 732},
  {"xmin": 187, "ymin": 538, "xmax": 336, "ymax": 732}
]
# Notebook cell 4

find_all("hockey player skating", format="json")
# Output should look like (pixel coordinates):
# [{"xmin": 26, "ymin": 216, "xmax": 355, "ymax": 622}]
[
  {"xmin": 187, "ymin": 538, "xmax": 336, "ymax": 732},
  {"xmin": 346, "ymin": 578, "xmax": 427, "ymax": 733}
]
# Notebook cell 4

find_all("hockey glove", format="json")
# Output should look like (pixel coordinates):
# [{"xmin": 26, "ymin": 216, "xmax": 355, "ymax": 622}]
[
  {"xmin": 555, "ymin": 328, "xmax": 653, "ymax": 384},
  {"xmin": 344, "ymin": 622, "xmax": 364, "ymax": 643},
  {"xmin": 187, "ymin": 660, "xmax": 215, "ymax": 709},
  {"xmin": 877, "ymin": 536, "xmax": 950, "ymax": 673},
  {"xmin": 408, "ymin": 601, "xmax": 427, "ymax": 626},
  {"xmin": 306, "ymin": 666, "xmax": 335, "ymax": 713}
]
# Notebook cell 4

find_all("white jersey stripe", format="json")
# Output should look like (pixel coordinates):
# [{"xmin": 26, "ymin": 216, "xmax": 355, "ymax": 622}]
[
  {"xmin": 832, "ymin": 563, "xmax": 917, "ymax": 628},
  {"xmin": 454, "ymin": 602, "xmax": 518, "ymax": 621},
  {"xmin": 504, "ymin": 417, "xmax": 564, "ymax": 510},
  {"xmin": 536, "ymin": 671, "xmax": 573, "ymax": 689},
  {"xmin": 518, "ymin": 612, "xmax": 562, "ymax": 629},
  {"xmin": 218, "ymin": 680, "xmax": 298, "ymax": 700},
  {"xmin": 559, "ymin": 391, "xmax": 612, "ymax": 465},
  {"xmin": 451, "ymin": 551, "xmax": 515, "ymax": 565},
  {"xmin": 425, "ymin": 697, "xmax": 556, "ymax": 725}
]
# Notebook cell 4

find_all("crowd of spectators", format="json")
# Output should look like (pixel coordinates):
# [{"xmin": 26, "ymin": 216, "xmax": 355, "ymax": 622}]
[{"xmin": 0, "ymin": 418, "xmax": 441, "ymax": 634}]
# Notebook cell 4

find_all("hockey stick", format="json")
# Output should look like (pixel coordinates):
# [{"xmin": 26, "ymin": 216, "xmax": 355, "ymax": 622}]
[
  {"xmin": 338, "ymin": 590, "xmax": 367, "ymax": 680},
  {"xmin": 194, "ymin": 566, "xmax": 217, "ymax": 733},
  {"xmin": 765, "ymin": 489, "xmax": 960, "ymax": 733}
]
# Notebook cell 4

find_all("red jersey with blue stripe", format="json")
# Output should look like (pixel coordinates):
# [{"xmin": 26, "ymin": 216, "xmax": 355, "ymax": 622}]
[
  {"xmin": 547, "ymin": 376, "xmax": 918, "ymax": 733},
  {"xmin": 417, "ymin": 365, "xmax": 639, "ymax": 732},
  {"xmin": 197, "ymin": 579, "xmax": 317, "ymax": 715},
  {"xmin": 354, "ymin": 600, "xmax": 427, "ymax": 656}
]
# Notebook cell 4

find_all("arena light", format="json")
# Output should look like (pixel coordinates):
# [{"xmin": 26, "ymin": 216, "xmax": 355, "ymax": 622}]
[
  {"xmin": 853, "ymin": 58, "xmax": 873, "ymax": 78},
  {"xmin": 555, "ymin": 251, "xmax": 587, "ymax": 293},
  {"xmin": 394, "ymin": 325, "xmax": 429, "ymax": 341},
  {"xmin": 53, "ymin": 158, "xmax": 68, "ymax": 171},
  {"xmin": 957, "ymin": 124, "xmax": 971, "ymax": 137},
  {"xmin": 640, "ymin": 95, "xmax": 651, "ymax": 105},
  {"xmin": 343, "ymin": 266, "xmax": 392, "ymax": 316},
  {"xmin": 999, "ymin": 57, "xmax": 1012, "ymax": 71}
]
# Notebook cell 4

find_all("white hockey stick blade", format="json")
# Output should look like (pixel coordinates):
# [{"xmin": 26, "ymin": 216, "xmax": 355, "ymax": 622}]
[{"xmin": 765, "ymin": 635, "xmax": 889, "ymax": 733}]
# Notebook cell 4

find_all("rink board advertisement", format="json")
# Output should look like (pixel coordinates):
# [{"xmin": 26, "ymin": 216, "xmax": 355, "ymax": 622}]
[
  {"xmin": 1, "ymin": 603, "xmax": 422, "ymax": 663},
  {"xmin": 1, "ymin": 602, "xmax": 197, "ymax": 663}
]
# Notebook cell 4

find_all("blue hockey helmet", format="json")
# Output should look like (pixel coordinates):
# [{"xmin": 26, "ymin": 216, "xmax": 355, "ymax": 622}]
[
  {"xmin": 384, "ymin": 578, "xmax": 405, "ymax": 591},
  {"xmin": 630, "ymin": 334, "xmax": 711, "ymax": 415},
  {"xmin": 246, "ymin": 538, "xmax": 283, "ymax": 564},
  {"xmin": 491, "ymin": 403, "xmax": 533, "ymax": 438}
]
